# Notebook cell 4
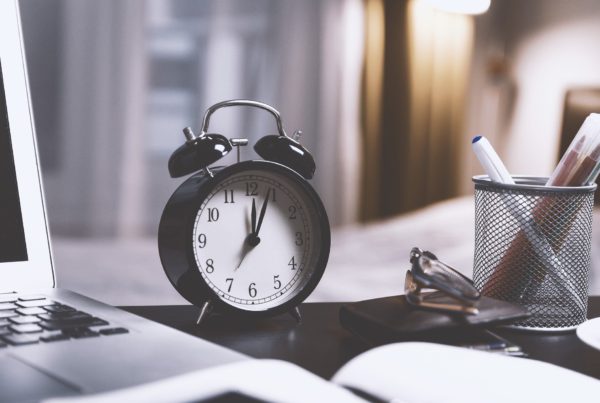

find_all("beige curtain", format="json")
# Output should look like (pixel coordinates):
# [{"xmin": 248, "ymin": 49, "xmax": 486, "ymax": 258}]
[{"xmin": 360, "ymin": 0, "xmax": 474, "ymax": 221}]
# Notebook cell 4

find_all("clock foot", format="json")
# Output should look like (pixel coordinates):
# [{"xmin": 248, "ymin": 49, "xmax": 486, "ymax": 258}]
[
  {"xmin": 196, "ymin": 300, "xmax": 213, "ymax": 326},
  {"xmin": 289, "ymin": 306, "xmax": 302, "ymax": 324}
]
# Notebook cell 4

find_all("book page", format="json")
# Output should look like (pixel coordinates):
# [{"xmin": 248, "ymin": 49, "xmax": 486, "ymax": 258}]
[
  {"xmin": 45, "ymin": 359, "xmax": 366, "ymax": 403},
  {"xmin": 332, "ymin": 342, "xmax": 600, "ymax": 403}
]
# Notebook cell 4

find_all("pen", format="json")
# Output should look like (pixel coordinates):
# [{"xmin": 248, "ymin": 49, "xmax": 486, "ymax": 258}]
[
  {"xmin": 471, "ymin": 136, "xmax": 584, "ymax": 309},
  {"xmin": 585, "ymin": 151, "xmax": 600, "ymax": 184},
  {"xmin": 472, "ymin": 136, "xmax": 514, "ymax": 185},
  {"xmin": 547, "ymin": 136, "xmax": 586, "ymax": 186},
  {"xmin": 569, "ymin": 142, "xmax": 600, "ymax": 185},
  {"xmin": 461, "ymin": 331, "xmax": 527, "ymax": 357},
  {"xmin": 548, "ymin": 113, "xmax": 600, "ymax": 186}
]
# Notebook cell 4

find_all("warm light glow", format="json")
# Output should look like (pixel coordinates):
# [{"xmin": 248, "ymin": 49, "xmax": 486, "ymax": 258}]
[{"xmin": 423, "ymin": 0, "xmax": 491, "ymax": 15}]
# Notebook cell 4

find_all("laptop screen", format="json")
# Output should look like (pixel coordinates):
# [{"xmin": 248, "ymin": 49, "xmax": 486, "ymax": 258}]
[{"xmin": 0, "ymin": 59, "xmax": 28, "ymax": 263}]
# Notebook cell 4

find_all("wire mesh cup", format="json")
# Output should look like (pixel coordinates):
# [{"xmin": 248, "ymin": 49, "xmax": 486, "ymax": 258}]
[{"xmin": 472, "ymin": 175, "xmax": 596, "ymax": 331}]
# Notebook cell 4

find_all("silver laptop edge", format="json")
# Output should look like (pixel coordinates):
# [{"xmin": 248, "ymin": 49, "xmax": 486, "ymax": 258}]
[
  {"xmin": 0, "ymin": 0, "xmax": 54, "ymax": 291},
  {"xmin": 9, "ymin": 289, "xmax": 246, "ymax": 393},
  {"xmin": 0, "ymin": 1, "xmax": 247, "ymax": 401},
  {"xmin": 15, "ymin": 0, "xmax": 57, "ymax": 291}
]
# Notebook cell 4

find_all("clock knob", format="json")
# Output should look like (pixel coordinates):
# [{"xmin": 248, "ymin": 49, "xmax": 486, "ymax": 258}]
[
  {"xmin": 168, "ymin": 127, "xmax": 232, "ymax": 178},
  {"xmin": 254, "ymin": 131, "xmax": 316, "ymax": 179}
]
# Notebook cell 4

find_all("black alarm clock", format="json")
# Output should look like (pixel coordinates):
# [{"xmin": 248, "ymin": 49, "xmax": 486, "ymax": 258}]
[{"xmin": 158, "ymin": 100, "xmax": 330, "ymax": 325}]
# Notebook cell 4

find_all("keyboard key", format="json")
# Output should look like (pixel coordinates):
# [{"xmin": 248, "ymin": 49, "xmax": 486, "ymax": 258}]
[
  {"xmin": 9, "ymin": 316, "xmax": 41, "ymax": 325},
  {"xmin": 99, "ymin": 327, "xmax": 129, "ymax": 336},
  {"xmin": 2, "ymin": 333, "xmax": 40, "ymax": 345},
  {"xmin": 16, "ymin": 307, "xmax": 46, "ymax": 315},
  {"xmin": 50, "ymin": 314, "xmax": 94, "ymax": 324},
  {"xmin": 16, "ymin": 299, "xmax": 56, "ymax": 308},
  {"xmin": 38, "ymin": 312, "xmax": 90, "ymax": 321},
  {"xmin": 10, "ymin": 324, "xmax": 43, "ymax": 334},
  {"xmin": 0, "ymin": 311, "xmax": 17, "ymax": 319},
  {"xmin": 40, "ymin": 317, "xmax": 108, "ymax": 331},
  {"xmin": 44, "ymin": 305, "xmax": 76, "ymax": 313},
  {"xmin": 88, "ymin": 319, "xmax": 109, "ymax": 327},
  {"xmin": 0, "ymin": 298, "xmax": 113, "ymax": 347},
  {"xmin": 64, "ymin": 328, "xmax": 99, "ymax": 339},
  {"xmin": 0, "ymin": 295, "xmax": 17, "ymax": 303},
  {"xmin": 18, "ymin": 295, "xmax": 46, "ymax": 301},
  {"xmin": 41, "ymin": 333, "xmax": 71, "ymax": 343}
]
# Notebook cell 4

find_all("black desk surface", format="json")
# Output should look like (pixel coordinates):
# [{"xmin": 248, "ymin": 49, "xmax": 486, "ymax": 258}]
[{"xmin": 123, "ymin": 296, "xmax": 600, "ymax": 380}]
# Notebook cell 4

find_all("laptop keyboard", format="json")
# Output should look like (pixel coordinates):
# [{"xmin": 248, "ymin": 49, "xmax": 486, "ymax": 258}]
[{"xmin": 0, "ymin": 295, "xmax": 128, "ymax": 348}]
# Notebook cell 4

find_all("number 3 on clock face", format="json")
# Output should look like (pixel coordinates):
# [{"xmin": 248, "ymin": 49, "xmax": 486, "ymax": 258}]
[{"xmin": 192, "ymin": 167, "xmax": 325, "ymax": 312}]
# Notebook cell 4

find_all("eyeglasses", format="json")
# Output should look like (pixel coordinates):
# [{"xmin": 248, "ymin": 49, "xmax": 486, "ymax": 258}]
[{"xmin": 405, "ymin": 247, "xmax": 481, "ymax": 315}]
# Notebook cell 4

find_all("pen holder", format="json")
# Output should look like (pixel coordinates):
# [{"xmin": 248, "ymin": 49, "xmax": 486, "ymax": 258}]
[{"xmin": 472, "ymin": 176, "xmax": 596, "ymax": 331}]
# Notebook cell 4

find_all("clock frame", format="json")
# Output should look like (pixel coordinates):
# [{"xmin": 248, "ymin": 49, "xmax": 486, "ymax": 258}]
[{"xmin": 158, "ymin": 159, "xmax": 331, "ymax": 323}]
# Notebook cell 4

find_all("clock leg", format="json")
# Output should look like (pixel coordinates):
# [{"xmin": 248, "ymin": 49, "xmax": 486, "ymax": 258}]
[
  {"xmin": 196, "ymin": 300, "xmax": 213, "ymax": 326},
  {"xmin": 289, "ymin": 306, "xmax": 302, "ymax": 324}
]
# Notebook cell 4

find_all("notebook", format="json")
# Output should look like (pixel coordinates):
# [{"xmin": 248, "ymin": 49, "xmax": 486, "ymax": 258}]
[{"xmin": 47, "ymin": 342, "xmax": 600, "ymax": 403}]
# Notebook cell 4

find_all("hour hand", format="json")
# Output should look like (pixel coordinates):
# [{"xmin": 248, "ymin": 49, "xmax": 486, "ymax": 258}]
[{"xmin": 238, "ymin": 201, "xmax": 260, "ymax": 270}]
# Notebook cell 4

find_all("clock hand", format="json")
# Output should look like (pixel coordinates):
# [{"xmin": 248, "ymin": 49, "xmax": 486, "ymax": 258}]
[
  {"xmin": 251, "ymin": 198, "xmax": 257, "ymax": 235},
  {"xmin": 238, "ymin": 200, "xmax": 262, "ymax": 270},
  {"xmin": 236, "ymin": 238, "xmax": 253, "ymax": 270},
  {"xmin": 236, "ymin": 235, "xmax": 260, "ymax": 269},
  {"xmin": 254, "ymin": 189, "xmax": 271, "ymax": 236},
  {"xmin": 247, "ymin": 198, "xmax": 261, "ymax": 245}
]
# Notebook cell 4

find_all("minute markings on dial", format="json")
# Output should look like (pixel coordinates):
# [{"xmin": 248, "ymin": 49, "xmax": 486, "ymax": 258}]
[{"xmin": 192, "ymin": 173, "xmax": 313, "ymax": 307}]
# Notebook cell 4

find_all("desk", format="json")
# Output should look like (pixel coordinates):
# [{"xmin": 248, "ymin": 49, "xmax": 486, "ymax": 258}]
[{"xmin": 123, "ymin": 297, "xmax": 600, "ymax": 380}]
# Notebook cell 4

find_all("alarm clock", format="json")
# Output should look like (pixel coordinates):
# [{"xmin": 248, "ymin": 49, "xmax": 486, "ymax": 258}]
[{"xmin": 158, "ymin": 100, "xmax": 331, "ymax": 325}]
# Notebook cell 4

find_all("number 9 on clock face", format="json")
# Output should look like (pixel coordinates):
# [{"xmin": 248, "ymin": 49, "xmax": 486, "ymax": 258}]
[{"xmin": 186, "ymin": 162, "xmax": 329, "ymax": 313}]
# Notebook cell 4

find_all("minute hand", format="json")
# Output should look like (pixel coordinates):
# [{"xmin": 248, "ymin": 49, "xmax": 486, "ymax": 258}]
[
  {"xmin": 254, "ymin": 189, "xmax": 271, "ymax": 236},
  {"xmin": 251, "ymin": 198, "xmax": 257, "ymax": 235}
]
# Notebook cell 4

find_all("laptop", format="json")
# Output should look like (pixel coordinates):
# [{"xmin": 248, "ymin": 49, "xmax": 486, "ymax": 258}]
[{"xmin": 0, "ymin": 1, "xmax": 247, "ymax": 401}]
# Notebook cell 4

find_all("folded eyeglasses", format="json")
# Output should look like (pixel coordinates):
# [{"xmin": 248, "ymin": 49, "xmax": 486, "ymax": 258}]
[{"xmin": 405, "ymin": 248, "xmax": 481, "ymax": 315}]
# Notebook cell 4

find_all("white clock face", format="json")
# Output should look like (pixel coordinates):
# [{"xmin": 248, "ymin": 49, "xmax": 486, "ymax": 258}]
[{"xmin": 192, "ymin": 169, "xmax": 322, "ymax": 311}]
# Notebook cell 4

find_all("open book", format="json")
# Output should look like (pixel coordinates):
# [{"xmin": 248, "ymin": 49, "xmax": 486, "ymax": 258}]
[{"xmin": 46, "ymin": 342, "xmax": 600, "ymax": 403}]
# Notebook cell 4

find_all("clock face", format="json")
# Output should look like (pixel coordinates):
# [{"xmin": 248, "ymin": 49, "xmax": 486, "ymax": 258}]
[{"xmin": 191, "ymin": 168, "xmax": 323, "ymax": 311}]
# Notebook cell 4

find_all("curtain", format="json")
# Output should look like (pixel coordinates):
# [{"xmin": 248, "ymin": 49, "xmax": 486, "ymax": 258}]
[
  {"xmin": 41, "ymin": 0, "xmax": 147, "ymax": 237},
  {"xmin": 23, "ymin": 0, "xmax": 364, "ymax": 237},
  {"xmin": 317, "ymin": 0, "xmax": 365, "ymax": 225},
  {"xmin": 360, "ymin": 0, "xmax": 474, "ymax": 221}
]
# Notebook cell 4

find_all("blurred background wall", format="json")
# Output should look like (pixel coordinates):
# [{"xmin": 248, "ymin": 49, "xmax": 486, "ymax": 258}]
[
  {"xmin": 21, "ymin": 0, "xmax": 364, "ymax": 237},
  {"xmin": 464, "ymin": 0, "xmax": 600, "ymax": 191},
  {"xmin": 24, "ymin": 0, "xmax": 600, "ymax": 237},
  {"xmin": 16, "ymin": 0, "xmax": 600, "ymax": 303}
]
